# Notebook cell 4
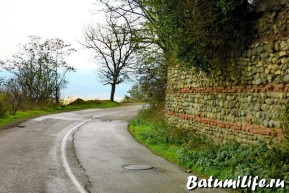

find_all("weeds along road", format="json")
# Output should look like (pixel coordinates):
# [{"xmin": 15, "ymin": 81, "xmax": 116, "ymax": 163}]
[{"xmin": 0, "ymin": 104, "xmax": 230, "ymax": 193}]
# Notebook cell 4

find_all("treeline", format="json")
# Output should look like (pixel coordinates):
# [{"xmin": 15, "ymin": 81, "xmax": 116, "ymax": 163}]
[{"xmin": 0, "ymin": 36, "xmax": 76, "ymax": 116}]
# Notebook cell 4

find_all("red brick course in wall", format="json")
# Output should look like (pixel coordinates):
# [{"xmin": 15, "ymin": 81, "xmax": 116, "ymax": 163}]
[
  {"xmin": 165, "ymin": 110, "xmax": 283, "ymax": 138},
  {"xmin": 165, "ymin": 3, "xmax": 289, "ymax": 143},
  {"xmin": 167, "ymin": 84, "xmax": 289, "ymax": 94}
]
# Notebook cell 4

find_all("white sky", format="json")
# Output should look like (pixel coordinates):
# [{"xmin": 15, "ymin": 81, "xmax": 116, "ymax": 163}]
[
  {"xmin": 0, "ymin": 0, "xmax": 104, "ymax": 69},
  {"xmin": 0, "ymin": 0, "xmax": 132, "ymax": 100}
]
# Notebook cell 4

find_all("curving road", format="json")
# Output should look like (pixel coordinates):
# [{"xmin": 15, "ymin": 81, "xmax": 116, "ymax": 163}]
[{"xmin": 0, "ymin": 104, "xmax": 231, "ymax": 193}]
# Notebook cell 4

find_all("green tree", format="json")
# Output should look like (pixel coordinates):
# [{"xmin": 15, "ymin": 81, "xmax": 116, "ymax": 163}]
[
  {"xmin": 98, "ymin": 0, "xmax": 255, "ymax": 106},
  {"xmin": 135, "ymin": 47, "xmax": 167, "ymax": 104},
  {"xmin": 1, "ymin": 36, "xmax": 76, "ymax": 105},
  {"xmin": 0, "ymin": 78, "xmax": 8, "ymax": 118},
  {"xmin": 99, "ymin": 0, "xmax": 255, "ymax": 73}
]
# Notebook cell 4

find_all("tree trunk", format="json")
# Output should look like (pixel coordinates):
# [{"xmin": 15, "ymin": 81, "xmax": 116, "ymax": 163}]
[
  {"xmin": 55, "ymin": 86, "xmax": 60, "ymax": 105},
  {"xmin": 110, "ymin": 83, "xmax": 116, "ymax": 102}
]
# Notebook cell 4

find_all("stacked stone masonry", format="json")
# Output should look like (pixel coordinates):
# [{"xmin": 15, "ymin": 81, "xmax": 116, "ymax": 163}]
[{"xmin": 165, "ymin": 3, "xmax": 289, "ymax": 145}]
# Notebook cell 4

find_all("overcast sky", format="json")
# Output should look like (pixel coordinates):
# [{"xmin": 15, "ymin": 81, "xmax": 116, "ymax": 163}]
[{"xmin": 0, "ymin": 0, "xmax": 132, "ymax": 100}]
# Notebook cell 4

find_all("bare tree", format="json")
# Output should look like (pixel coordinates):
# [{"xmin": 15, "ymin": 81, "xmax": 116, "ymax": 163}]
[
  {"xmin": 96, "ymin": 0, "xmax": 169, "ymax": 104},
  {"xmin": 97, "ymin": 0, "xmax": 165, "ymax": 51},
  {"xmin": 82, "ymin": 17, "xmax": 137, "ymax": 101}
]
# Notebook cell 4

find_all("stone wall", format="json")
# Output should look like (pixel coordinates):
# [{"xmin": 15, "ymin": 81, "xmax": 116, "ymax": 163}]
[{"xmin": 165, "ymin": 3, "xmax": 289, "ymax": 145}]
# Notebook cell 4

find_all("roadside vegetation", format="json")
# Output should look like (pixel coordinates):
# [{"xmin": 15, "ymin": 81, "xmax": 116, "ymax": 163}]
[
  {"xmin": 108, "ymin": 0, "xmax": 286, "ymax": 191},
  {"xmin": 129, "ymin": 105, "xmax": 289, "ymax": 193},
  {"xmin": 0, "ymin": 36, "xmax": 77, "ymax": 119},
  {"xmin": 108, "ymin": 1, "xmax": 289, "ymax": 192},
  {"xmin": 0, "ymin": 36, "xmax": 121, "ymax": 129}
]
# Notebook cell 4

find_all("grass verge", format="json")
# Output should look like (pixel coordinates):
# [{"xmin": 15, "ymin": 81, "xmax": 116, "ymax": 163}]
[
  {"xmin": 129, "ymin": 118, "xmax": 181, "ymax": 164},
  {"xmin": 0, "ymin": 100, "xmax": 119, "ymax": 129},
  {"xmin": 129, "ymin": 106, "xmax": 289, "ymax": 193}
]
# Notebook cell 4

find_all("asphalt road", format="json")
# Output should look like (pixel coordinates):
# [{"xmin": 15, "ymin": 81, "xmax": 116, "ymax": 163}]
[{"xmin": 0, "ymin": 104, "xmax": 231, "ymax": 193}]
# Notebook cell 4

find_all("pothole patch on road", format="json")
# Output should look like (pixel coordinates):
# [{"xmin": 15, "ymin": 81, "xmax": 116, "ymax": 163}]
[
  {"xmin": 152, "ymin": 167, "xmax": 165, "ymax": 172},
  {"xmin": 123, "ymin": 164, "xmax": 153, "ymax": 170}
]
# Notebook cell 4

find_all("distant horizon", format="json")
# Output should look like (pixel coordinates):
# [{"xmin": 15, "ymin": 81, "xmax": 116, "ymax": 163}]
[
  {"xmin": 0, "ymin": 0, "xmax": 132, "ymax": 100},
  {"xmin": 1, "ymin": 69, "xmax": 133, "ymax": 102},
  {"xmin": 63, "ymin": 68, "xmax": 134, "ymax": 101}
]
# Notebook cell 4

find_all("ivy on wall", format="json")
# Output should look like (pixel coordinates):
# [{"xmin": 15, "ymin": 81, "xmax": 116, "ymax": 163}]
[{"xmin": 149, "ymin": 0, "xmax": 256, "ymax": 72}]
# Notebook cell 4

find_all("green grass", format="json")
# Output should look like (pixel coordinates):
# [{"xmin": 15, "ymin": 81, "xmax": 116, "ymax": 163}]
[
  {"xmin": 0, "ymin": 101, "xmax": 119, "ymax": 129},
  {"xmin": 129, "ymin": 121, "xmax": 181, "ymax": 164},
  {"xmin": 64, "ymin": 101, "xmax": 119, "ymax": 110},
  {"xmin": 129, "ymin": 107, "xmax": 289, "ymax": 193},
  {"xmin": 128, "ymin": 117, "xmax": 209, "ymax": 180}
]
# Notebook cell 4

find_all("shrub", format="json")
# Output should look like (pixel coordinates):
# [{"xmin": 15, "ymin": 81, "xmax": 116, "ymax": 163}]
[{"xmin": 0, "ymin": 94, "xmax": 8, "ymax": 118}]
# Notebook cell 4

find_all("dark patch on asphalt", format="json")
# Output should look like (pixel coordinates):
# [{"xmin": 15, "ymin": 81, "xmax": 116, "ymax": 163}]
[
  {"xmin": 101, "ymin": 119, "xmax": 112, "ymax": 122},
  {"xmin": 123, "ymin": 164, "xmax": 153, "ymax": 170},
  {"xmin": 152, "ymin": 167, "xmax": 165, "ymax": 172}
]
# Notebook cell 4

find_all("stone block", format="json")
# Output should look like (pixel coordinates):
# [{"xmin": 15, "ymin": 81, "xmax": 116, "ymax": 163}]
[
  {"xmin": 280, "ymin": 41, "xmax": 289, "ymax": 51},
  {"xmin": 264, "ymin": 41, "xmax": 274, "ymax": 52}
]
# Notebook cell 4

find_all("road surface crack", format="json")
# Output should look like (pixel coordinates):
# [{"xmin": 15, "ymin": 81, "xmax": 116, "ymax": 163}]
[{"xmin": 72, "ymin": 126, "xmax": 93, "ymax": 193}]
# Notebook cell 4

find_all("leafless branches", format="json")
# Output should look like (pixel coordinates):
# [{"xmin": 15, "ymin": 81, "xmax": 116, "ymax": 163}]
[{"xmin": 82, "ymin": 15, "xmax": 137, "ymax": 101}]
